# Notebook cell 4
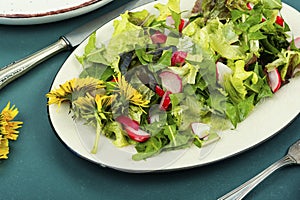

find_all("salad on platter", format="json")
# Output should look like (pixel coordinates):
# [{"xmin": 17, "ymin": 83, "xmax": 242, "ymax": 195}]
[{"xmin": 47, "ymin": 0, "xmax": 300, "ymax": 161}]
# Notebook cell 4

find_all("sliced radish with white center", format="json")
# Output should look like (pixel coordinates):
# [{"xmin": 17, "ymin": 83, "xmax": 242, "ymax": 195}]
[
  {"xmin": 124, "ymin": 126, "xmax": 150, "ymax": 142},
  {"xmin": 159, "ymin": 71, "xmax": 182, "ymax": 93},
  {"xmin": 155, "ymin": 85, "xmax": 165, "ymax": 97},
  {"xmin": 149, "ymin": 113, "xmax": 160, "ymax": 124},
  {"xmin": 246, "ymin": 2, "xmax": 254, "ymax": 10},
  {"xmin": 166, "ymin": 16, "xmax": 187, "ymax": 32},
  {"xmin": 216, "ymin": 62, "xmax": 233, "ymax": 84},
  {"xmin": 191, "ymin": 122, "xmax": 210, "ymax": 139},
  {"xmin": 267, "ymin": 68, "xmax": 281, "ymax": 93},
  {"xmin": 171, "ymin": 51, "xmax": 188, "ymax": 66},
  {"xmin": 179, "ymin": 19, "xmax": 188, "ymax": 32},
  {"xmin": 115, "ymin": 115, "xmax": 139, "ymax": 130},
  {"xmin": 289, "ymin": 37, "xmax": 300, "ymax": 50},
  {"xmin": 159, "ymin": 91, "xmax": 172, "ymax": 110},
  {"xmin": 275, "ymin": 15, "xmax": 284, "ymax": 27},
  {"xmin": 150, "ymin": 31, "xmax": 167, "ymax": 44},
  {"xmin": 166, "ymin": 16, "xmax": 175, "ymax": 27}
]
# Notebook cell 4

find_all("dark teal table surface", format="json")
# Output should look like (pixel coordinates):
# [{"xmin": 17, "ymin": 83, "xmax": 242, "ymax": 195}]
[{"xmin": 1, "ymin": 1, "xmax": 300, "ymax": 199}]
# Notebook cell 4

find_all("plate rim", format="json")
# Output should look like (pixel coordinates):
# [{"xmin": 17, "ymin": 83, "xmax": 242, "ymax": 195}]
[{"xmin": 0, "ymin": 0, "xmax": 114, "ymax": 25}]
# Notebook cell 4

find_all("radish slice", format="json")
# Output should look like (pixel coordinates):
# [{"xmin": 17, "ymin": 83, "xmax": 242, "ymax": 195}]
[
  {"xmin": 115, "ymin": 115, "xmax": 139, "ymax": 130},
  {"xmin": 289, "ymin": 37, "xmax": 300, "ymax": 49},
  {"xmin": 179, "ymin": 19, "xmax": 188, "ymax": 32},
  {"xmin": 191, "ymin": 122, "xmax": 210, "ymax": 139},
  {"xmin": 247, "ymin": 2, "xmax": 254, "ymax": 10},
  {"xmin": 216, "ymin": 62, "xmax": 233, "ymax": 84},
  {"xmin": 166, "ymin": 16, "xmax": 175, "ymax": 27},
  {"xmin": 159, "ymin": 71, "xmax": 182, "ymax": 93},
  {"xmin": 166, "ymin": 16, "xmax": 187, "ymax": 32},
  {"xmin": 275, "ymin": 15, "xmax": 284, "ymax": 27},
  {"xmin": 155, "ymin": 85, "xmax": 165, "ymax": 97},
  {"xmin": 171, "ymin": 51, "xmax": 188, "ymax": 66},
  {"xmin": 149, "ymin": 113, "xmax": 160, "ymax": 124},
  {"xmin": 267, "ymin": 68, "xmax": 282, "ymax": 93},
  {"xmin": 124, "ymin": 126, "xmax": 150, "ymax": 142},
  {"xmin": 159, "ymin": 91, "xmax": 172, "ymax": 110},
  {"xmin": 150, "ymin": 31, "xmax": 167, "ymax": 44}
]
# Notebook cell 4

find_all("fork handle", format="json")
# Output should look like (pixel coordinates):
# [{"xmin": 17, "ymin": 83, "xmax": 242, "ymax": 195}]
[
  {"xmin": 0, "ymin": 38, "xmax": 69, "ymax": 90},
  {"xmin": 218, "ymin": 155, "xmax": 296, "ymax": 200}
]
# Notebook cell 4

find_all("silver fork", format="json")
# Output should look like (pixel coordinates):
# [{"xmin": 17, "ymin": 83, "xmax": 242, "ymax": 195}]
[{"xmin": 218, "ymin": 139, "xmax": 300, "ymax": 200}]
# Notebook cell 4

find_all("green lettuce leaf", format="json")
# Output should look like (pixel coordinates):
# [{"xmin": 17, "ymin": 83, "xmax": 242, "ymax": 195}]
[
  {"xmin": 206, "ymin": 19, "xmax": 246, "ymax": 60},
  {"xmin": 154, "ymin": 0, "xmax": 180, "ymax": 21},
  {"xmin": 103, "ymin": 121, "xmax": 129, "ymax": 147}
]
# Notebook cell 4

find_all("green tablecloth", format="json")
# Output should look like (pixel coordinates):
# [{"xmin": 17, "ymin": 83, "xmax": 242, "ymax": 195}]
[{"xmin": 1, "ymin": 1, "xmax": 300, "ymax": 199}]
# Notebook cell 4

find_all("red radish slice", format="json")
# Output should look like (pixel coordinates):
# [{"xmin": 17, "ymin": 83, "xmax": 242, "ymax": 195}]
[
  {"xmin": 166, "ymin": 16, "xmax": 175, "ymax": 27},
  {"xmin": 159, "ymin": 71, "xmax": 182, "ymax": 93},
  {"xmin": 150, "ymin": 31, "xmax": 167, "ymax": 44},
  {"xmin": 159, "ymin": 91, "xmax": 172, "ymax": 110},
  {"xmin": 155, "ymin": 85, "xmax": 165, "ymax": 97},
  {"xmin": 267, "ymin": 68, "xmax": 282, "ymax": 93},
  {"xmin": 110, "ymin": 77, "xmax": 118, "ymax": 82},
  {"xmin": 115, "ymin": 115, "xmax": 139, "ymax": 130},
  {"xmin": 124, "ymin": 126, "xmax": 150, "ymax": 142},
  {"xmin": 171, "ymin": 51, "xmax": 188, "ymax": 66},
  {"xmin": 191, "ymin": 122, "xmax": 210, "ymax": 139},
  {"xmin": 216, "ymin": 62, "xmax": 233, "ymax": 84},
  {"xmin": 275, "ymin": 15, "xmax": 284, "ymax": 27},
  {"xmin": 247, "ymin": 2, "xmax": 254, "ymax": 10},
  {"xmin": 166, "ymin": 16, "xmax": 187, "ymax": 32},
  {"xmin": 179, "ymin": 19, "xmax": 188, "ymax": 32}
]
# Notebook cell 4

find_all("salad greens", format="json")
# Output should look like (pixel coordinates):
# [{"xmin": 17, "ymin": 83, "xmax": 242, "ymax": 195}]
[{"xmin": 47, "ymin": 0, "xmax": 300, "ymax": 161}]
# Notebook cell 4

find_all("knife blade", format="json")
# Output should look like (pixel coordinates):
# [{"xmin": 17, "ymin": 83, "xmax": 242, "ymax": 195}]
[{"xmin": 0, "ymin": 0, "xmax": 156, "ymax": 90}]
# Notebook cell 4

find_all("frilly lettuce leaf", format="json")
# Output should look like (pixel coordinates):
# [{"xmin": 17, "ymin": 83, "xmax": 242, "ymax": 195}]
[
  {"xmin": 223, "ymin": 60, "xmax": 258, "ymax": 103},
  {"xmin": 226, "ymin": 0, "xmax": 260, "ymax": 10},
  {"xmin": 262, "ymin": 0, "xmax": 282, "ymax": 9},
  {"xmin": 207, "ymin": 19, "xmax": 246, "ymax": 60},
  {"xmin": 127, "ymin": 9, "xmax": 156, "ymax": 27},
  {"xmin": 154, "ymin": 0, "xmax": 180, "ymax": 21},
  {"xmin": 168, "ymin": 62, "xmax": 199, "ymax": 84},
  {"xmin": 265, "ymin": 49, "xmax": 300, "ymax": 80},
  {"xmin": 103, "ymin": 121, "xmax": 129, "ymax": 147},
  {"xmin": 182, "ymin": 18, "xmax": 210, "ymax": 50}
]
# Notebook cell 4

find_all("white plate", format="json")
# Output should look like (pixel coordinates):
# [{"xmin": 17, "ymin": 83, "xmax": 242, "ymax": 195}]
[
  {"xmin": 48, "ymin": 0, "xmax": 300, "ymax": 173},
  {"xmin": 0, "ymin": 0, "xmax": 113, "ymax": 25}
]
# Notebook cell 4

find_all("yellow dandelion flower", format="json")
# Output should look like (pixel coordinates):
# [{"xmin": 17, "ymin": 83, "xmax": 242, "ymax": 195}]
[
  {"xmin": 1, "ymin": 102, "xmax": 19, "ymax": 121},
  {"xmin": 0, "ymin": 136, "xmax": 9, "ymax": 159},
  {"xmin": 114, "ymin": 74, "xmax": 150, "ymax": 108},
  {"xmin": 46, "ymin": 77, "xmax": 105, "ymax": 107},
  {"xmin": 1, "ymin": 121, "xmax": 23, "ymax": 140},
  {"xmin": 95, "ymin": 94, "xmax": 115, "ymax": 120},
  {"xmin": 0, "ymin": 102, "xmax": 23, "ymax": 159},
  {"xmin": 95, "ymin": 94, "xmax": 115, "ymax": 112},
  {"xmin": 46, "ymin": 78, "xmax": 76, "ymax": 106}
]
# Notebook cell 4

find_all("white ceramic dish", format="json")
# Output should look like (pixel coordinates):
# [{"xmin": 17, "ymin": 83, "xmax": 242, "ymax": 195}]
[
  {"xmin": 48, "ymin": 0, "xmax": 300, "ymax": 173},
  {"xmin": 0, "ymin": 0, "xmax": 113, "ymax": 25}
]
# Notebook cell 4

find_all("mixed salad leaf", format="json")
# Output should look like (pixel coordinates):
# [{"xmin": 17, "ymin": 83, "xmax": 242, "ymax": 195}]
[{"xmin": 47, "ymin": 0, "xmax": 300, "ymax": 161}]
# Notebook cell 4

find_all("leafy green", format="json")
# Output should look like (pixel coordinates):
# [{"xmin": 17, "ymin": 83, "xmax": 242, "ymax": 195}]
[
  {"xmin": 154, "ymin": 0, "xmax": 181, "ymax": 21},
  {"xmin": 67, "ymin": 0, "xmax": 300, "ymax": 161}
]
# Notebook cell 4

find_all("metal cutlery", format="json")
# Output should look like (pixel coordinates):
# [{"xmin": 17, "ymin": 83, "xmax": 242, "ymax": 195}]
[
  {"xmin": 218, "ymin": 139, "xmax": 300, "ymax": 200},
  {"xmin": 0, "ymin": 0, "xmax": 156, "ymax": 90}
]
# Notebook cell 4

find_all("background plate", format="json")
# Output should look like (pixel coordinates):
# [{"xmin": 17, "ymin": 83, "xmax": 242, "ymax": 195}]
[
  {"xmin": 48, "ymin": 0, "xmax": 300, "ymax": 172},
  {"xmin": 0, "ymin": 0, "xmax": 113, "ymax": 25}
]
